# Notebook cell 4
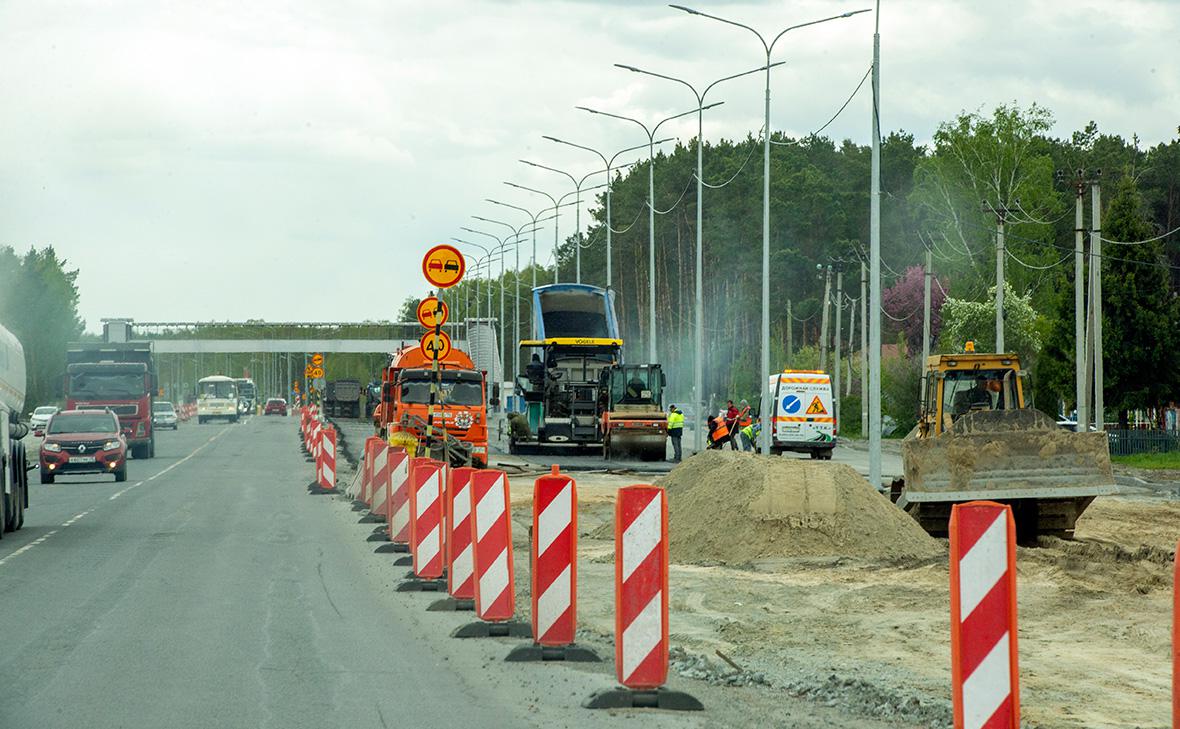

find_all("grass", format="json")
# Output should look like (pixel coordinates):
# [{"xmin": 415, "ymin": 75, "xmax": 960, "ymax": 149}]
[{"xmin": 1111, "ymin": 452, "xmax": 1180, "ymax": 470}]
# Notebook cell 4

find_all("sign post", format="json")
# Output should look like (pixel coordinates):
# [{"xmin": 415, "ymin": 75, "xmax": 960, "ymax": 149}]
[{"xmin": 419, "ymin": 245, "xmax": 464, "ymax": 465}]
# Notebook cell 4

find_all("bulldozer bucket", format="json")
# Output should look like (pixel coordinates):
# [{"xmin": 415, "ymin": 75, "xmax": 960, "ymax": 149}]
[{"xmin": 899, "ymin": 409, "xmax": 1120, "ymax": 537}]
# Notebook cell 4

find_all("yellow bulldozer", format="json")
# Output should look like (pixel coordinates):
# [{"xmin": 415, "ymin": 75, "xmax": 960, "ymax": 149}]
[{"xmin": 893, "ymin": 346, "xmax": 1119, "ymax": 538}]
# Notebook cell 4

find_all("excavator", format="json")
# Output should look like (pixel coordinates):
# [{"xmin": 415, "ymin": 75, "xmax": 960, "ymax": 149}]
[{"xmin": 893, "ymin": 343, "xmax": 1119, "ymax": 538}]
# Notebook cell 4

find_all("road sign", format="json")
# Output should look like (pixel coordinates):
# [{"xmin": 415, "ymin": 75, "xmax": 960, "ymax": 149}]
[
  {"xmin": 416, "ymin": 296, "xmax": 449, "ymax": 329},
  {"xmin": 313, "ymin": 377, "xmax": 326, "ymax": 390},
  {"xmin": 806, "ymin": 395, "xmax": 828, "ymax": 415},
  {"xmin": 420, "ymin": 330, "xmax": 452, "ymax": 361},
  {"xmin": 422, "ymin": 244, "xmax": 465, "ymax": 288},
  {"xmin": 311, "ymin": 353, "xmax": 324, "ymax": 367},
  {"xmin": 309, "ymin": 366, "xmax": 324, "ymax": 379},
  {"xmin": 781, "ymin": 395, "xmax": 801, "ymax": 414},
  {"xmin": 304, "ymin": 364, "xmax": 314, "ymax": 377}
]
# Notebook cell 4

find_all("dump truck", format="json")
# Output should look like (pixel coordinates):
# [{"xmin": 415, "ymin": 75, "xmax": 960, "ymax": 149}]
[
  {"xmin": 893, "ymin": 348, "xmax": 1119, "ymax": 538},
  {"xmin": 512, "ymin": 284, "xmax": 667, "ymax": 460},
  {"xmin": 376, "ymin": 345, "xmax": 488, "ymax": 467},
  {"xmin": 324, "ymin": 379, "xmax": 362, "ymax": 418},
  {"xmin": 0, "ymin": 324, "xmax": 30, "ymax": 536},
  {"xmin": 65, "ymin": 339, "xmax": 157, "ymax": 459}
]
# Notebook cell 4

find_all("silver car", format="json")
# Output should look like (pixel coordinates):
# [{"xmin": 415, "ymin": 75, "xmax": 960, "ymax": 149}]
[
  {"xmin": 152, "ymin": 401, "xmax": 179, "ymax": 430},
  {"xmin": 29, "ymin": 405, "xmax": 59, "ymax": 435}
]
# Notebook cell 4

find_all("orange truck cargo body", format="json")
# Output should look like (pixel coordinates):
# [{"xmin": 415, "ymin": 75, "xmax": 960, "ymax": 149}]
[{"xmin": 378, "ymin": 345, "xmax": 489, "ymax": 466}]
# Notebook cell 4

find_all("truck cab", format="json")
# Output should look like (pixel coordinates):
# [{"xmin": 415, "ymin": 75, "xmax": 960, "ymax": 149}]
[{"xmin": 65, "ymin": 343, "xmax": 156, "ymax": 459}]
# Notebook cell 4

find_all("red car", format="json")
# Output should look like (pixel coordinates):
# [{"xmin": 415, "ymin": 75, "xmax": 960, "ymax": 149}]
[
  {"xmin": 39, "ymin": 409, "xmax": 128, "ymax": 484},
  {"xmin": 264, "ymin": 398, "xmax": 288, "ymax": 416}
]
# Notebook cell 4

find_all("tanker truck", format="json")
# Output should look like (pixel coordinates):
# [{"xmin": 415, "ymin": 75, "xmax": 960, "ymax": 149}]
[{"xmin": 0, "ymin": 324, "xmax": 31, "ymax": 535}]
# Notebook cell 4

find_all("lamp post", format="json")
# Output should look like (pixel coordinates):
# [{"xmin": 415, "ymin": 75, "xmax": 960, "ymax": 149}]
[
  {"xmin": 540, "ymin": 137, "xmax": 673, "ymax": 293},
  {"xmin": 503, "ymin": 182, "xmax": 604, "ymax": 285},
  {"xmin": 613, "ymin": 62, "xmax": 779, "ymax": 456},
  {"xmin": 519, "ymin": 161, "xmax": 604, "ymax": 284},
  {"xmin": 485, "ymin": 198, "xmax": 577, "ymax": 291},
  {"xmin": 454, "ymin": 238, "xmax": 510, "ymax": 390},
  {"xmin": 577, "ymin": 102, "xmax": 722, "ymax": 365},
  {"xmin": 671, "ymin": 3, "xmax": 871, "ymax": 455}
]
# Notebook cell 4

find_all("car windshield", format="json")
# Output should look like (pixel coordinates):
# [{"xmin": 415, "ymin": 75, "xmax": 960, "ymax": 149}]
[
  {"xmin": 68, "ymin": 371, "xmax": 146, "ymax": 399},
  {"xmin": 34, "ymin": 406, "xmax": 57, "ymax": 415},
  {"xmin": 200, "ymin": 381, "xmax": 236, "ymax": 398},
  {"xmin": 48, "ymin": 414, "xmax": 118, "ymax": 434},
  {"xmin": 152, "ymin": 402, "xmax": 175, "ymax": 413}
]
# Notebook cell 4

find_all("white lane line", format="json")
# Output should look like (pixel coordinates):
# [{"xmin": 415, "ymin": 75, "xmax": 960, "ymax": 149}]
[
  {"xmin": 0, "ymin": 530, "xmax": 60, "ymax": 566},
  {"xmin": 4, "ymin": 425, "xmax": 231, "ymax": 566}
]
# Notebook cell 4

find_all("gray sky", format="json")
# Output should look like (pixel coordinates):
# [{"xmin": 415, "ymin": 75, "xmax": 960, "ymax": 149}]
[{"xmin": 1, "ymin": 0, "xmax": 1176, "ymax": 331}]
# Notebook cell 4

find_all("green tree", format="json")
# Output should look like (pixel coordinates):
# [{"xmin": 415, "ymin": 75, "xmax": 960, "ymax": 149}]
[
  {"xmin": 1099, "ymin": 176, "xmax": 1180, "ymax": 425},
  {"xmin": 938, "ymin": 282, "xmax": 1041, "ymax": 356}
]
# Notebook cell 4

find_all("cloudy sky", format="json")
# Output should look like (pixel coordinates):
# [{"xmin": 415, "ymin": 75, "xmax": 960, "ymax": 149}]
[{"xmin": 1, "ymin": 0, "xmax": 1176, "ymax": 331}]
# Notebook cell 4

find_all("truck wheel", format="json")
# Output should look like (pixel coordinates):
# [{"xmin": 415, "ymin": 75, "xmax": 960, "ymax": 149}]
[
  {"xmin": 198, "ymin": 416, "xmax": 206, "ymax": 425},
  {"xmin": 231, "ymin": 415, "xmax": 240, "ymax": 424},
  {"xmin": 41, "ymin": 471, "xmax": 54, "ymax": 485},
  {"xmin": 149, "ymin": 437, "xmax": 156, "ymax": 458}
]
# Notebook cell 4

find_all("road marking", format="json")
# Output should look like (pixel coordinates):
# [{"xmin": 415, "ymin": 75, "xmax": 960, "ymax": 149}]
[
  {"xmin": 3, "ymin": 426, "xmax": 232, "ymax": 566},
  {"xmin": 0, "ymin": 530, "xmax": 59, "ymax": 566}
]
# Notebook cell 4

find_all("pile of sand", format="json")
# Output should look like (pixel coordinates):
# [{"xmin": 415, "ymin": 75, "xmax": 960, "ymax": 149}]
[{"xmin": 663, "ymin": 450, "xmax": 942, "ymax": 565}]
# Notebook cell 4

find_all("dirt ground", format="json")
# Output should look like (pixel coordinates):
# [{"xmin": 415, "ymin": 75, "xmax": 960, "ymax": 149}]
[{"xmin": 502, "ymin": 472, "xmax": 1177, "ymax": 729}]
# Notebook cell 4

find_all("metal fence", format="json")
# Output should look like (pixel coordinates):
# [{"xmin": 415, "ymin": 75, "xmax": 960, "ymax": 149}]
[{"xmin": 1106, "ymin": 429, "xmax": 1180, "ymax": 456}]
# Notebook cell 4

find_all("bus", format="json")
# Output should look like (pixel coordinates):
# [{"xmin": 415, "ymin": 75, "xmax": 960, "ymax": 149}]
[{"xmin": 197, "ymin": 375, "xmax": 239, "ymax": 424}]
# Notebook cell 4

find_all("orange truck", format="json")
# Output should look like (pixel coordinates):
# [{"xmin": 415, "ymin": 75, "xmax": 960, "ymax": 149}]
[{"xmin": 374, "ymin": 344, "xmax": 489, "ymax": 467}]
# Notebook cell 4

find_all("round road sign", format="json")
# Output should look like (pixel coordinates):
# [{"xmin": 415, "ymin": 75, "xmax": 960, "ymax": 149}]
[
  {"xmin": 416, "ymin": 296, "xmax": 449, "ymax": 329},
  {"xmin": 422, "ymin": 244, "xmax": 465, "ymax": 288},
  {"xmin": 311, "ymin": 353, "xmax": 324, "ymax": 367},
  {"xmin": 309, "ymin": 367, "xmax": 324, "ymax": 379},
  {"xmin": 419, "ymin": 330, "xmax": 452, "ymax": 361}
]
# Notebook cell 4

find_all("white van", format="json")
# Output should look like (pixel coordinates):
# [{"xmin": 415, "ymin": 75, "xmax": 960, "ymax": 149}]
[
  {"xmin": 197, "ymin": 375, "xmax": 239, "ymax": 424},
  {"xmin": 769, "ymin": 370, "xmax": 836, "ymax": 459}
]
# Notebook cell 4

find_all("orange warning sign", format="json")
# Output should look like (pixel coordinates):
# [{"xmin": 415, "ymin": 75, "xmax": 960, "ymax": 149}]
[
  {"xmin": 805, "ymin": 396, "xmax": 828, "ymax": 415},
  {"xmin": 420, "ymin": 330, "xmax": 452, "ymax": 361},
  {"xmin": 422, "ymin": 244, "xmax": 465, "ymax": 288},
  {"xmin": 416, "ymin": 296, "xmax": 448, "ymax": 329}
]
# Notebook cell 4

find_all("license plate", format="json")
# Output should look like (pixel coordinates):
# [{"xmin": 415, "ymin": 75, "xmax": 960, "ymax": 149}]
[{"xmin": 71, "ymin": 455, "xmax": 96, "ymax": 463}]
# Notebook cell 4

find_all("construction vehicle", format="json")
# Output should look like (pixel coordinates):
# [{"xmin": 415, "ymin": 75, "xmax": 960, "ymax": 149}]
[
  {"xmin": 234, "ymin": 377, "xmax": 257, "ymax": 415},
  {"xmin": 376, "ymin": 344, "xmax": 488, "ymax": 467},
  {"xmin": 894, "ymin": 346, "xmax": 1119, "ymax": 538},
  {"xmin": 0, "ymin": 324, "xmax": 30, "ymax": 536},
  {"xmin": 324, "ymin": 379, "xmax": 362, "ymax": 418},
  {"xmin": 66, "ymin": 322, "xmax": 157, "ymax": 459},
  {"xmin": 512, "ymin": 284, "xmax": 667, "ymax": 460}
]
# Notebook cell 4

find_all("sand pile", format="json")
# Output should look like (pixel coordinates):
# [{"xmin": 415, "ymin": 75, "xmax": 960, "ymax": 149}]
[{"xmin": 663, "ymin": 450, "xmax": 942, "ymax": 564}]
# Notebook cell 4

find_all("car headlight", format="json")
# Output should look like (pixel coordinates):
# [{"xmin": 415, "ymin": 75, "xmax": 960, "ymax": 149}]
[
  {"xmin": 42, "ymin": 442, "xmax": 62, "ymax": 452},
  {"xmin": 103, "ymin": 440, "xmax": 121, "ymax": 451}
]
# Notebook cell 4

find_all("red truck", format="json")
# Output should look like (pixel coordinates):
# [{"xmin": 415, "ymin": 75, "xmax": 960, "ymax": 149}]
[{"xmin": 65, "ymin": 341, "xmax": 157, "ymax": 459}]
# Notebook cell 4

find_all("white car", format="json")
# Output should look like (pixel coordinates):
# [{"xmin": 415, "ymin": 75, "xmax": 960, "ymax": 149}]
[
  {"xmin": 29, "ymin": 405, "xmax": 59, "ymax": 435},
  {"xmin": 152, "ymin": 401, "xmax": 180, "ymax": 430}
]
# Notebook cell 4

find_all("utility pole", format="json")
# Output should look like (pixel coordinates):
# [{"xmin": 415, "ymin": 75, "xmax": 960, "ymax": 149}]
[
  {"xmin": 983, "ymin": 201, "xmax": 1011, "ymax": 352},
  {"xmin": 786, "ymin": 299, "xmax": 793, "ymax": 366},
  {"xmin": 1091, "ymin": 176, "xmax": 1104, "ymax": 431},
  {"xmin": 833, "ymin": 267, "xmax": 843, "ymax": 426},
  {"xmin": 860, "ymin": 262, "xmax": 868, "ymax": 435},
  {"xmin": 846, "ymin": 297, "xmax": 855, "ymax": 396},
  {"xmin": 1061, "ymin": 169, "xmax": 1088, "ymax": 429},
  {"xmin": 819, "ymin": 265, "xmax": 832, "ymax": 371},
  {"xmin": 921, "ymin": 249, "xmax": 932, "ymax": 397},
  {"xmin": 868, "ymin": 0, "xmax": 882, "ymax": 488}
]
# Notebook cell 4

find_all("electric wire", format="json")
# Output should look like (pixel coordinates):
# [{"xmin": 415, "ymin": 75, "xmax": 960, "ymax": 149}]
[
  {"xmin": 770, "ymin": 65, "xmax": 872, "ymax": 147},
  {"xmin": 1101, "ymin": 223, "xmax": 1180, "ymax": 246}
]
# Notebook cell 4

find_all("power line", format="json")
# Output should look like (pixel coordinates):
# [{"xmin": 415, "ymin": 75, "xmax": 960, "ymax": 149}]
[
  {"xmin": 771, "ymin": 65, "xmax": 872, "ymax": 147},
  {"xmin": 1005, "ymin": 248, "xmax": 1072, "ymax": 271},
  {"xmin": 1102, "ymin": 223, "xmax": 1180, "ymax": 246}
]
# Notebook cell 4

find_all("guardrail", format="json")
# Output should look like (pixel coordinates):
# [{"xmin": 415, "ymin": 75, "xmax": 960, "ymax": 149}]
[{"xmin": 1106, "ymin": 429, "xmax": 1180, "ymax": 456}]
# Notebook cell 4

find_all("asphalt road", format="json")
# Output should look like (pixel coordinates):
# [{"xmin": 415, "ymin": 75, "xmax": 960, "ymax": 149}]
[{"xmin": 0, "ymin": 416, "xmax": 715, "ymax": 729}]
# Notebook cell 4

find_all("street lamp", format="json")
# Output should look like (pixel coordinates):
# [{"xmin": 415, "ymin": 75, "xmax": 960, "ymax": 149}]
[
  {"xmin": 614, "ymin": 61, "xmax": 780, "ymax": 456},
  {"xmin": 670, "ymin": 3, "xmax": 871, "ymax": 454},
  {"xmin": 454, "ymin": 239, "xmax": 507, "ymax": 389},
  {"xmin": 577, "ymin": 102, "xmax": 722, "ymax": 366},
  {"xmin": 540, "ymin": 136, "xmax": 673, "ymax": 293},
  {"xmin": 519, "ymin": 160, "xmax": 605, "ymax": 284},
  {"xmin": 485, "ymin": 198, "xmax": 577, "ymax": 291},
  {"xmin": 503, "ymin": 181, "xmax": 605, "ymax": 284}
]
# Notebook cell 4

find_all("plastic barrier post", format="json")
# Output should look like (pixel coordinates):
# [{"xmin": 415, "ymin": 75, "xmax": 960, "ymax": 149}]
[
  {"xmin": 428, "ymin": 466, "xmax": 477, "ymax": 612},
  {"xmin": 507, "ymin": 465, "xmax": 599, "ymax": 662},
  {"xmin": 373, "ymin": 448, "xmax": 410, "ymax": 555},
  {"xmin": 949, "ymin": 501, "xmax": 1020, "ymax": 729},
  {"xmin": 309, "ymin": 427, "xmax": 336, "ymax": 494},
  {"xmin": 584, "ymin": 485, "xmax": 701, "ymax": 711},
  {"xmin": 357, "ymin": 437, "xmax": 385, "ymax": 522},
  {"xmin": 1174, "ymin": 538, "xmax": 1179, "ymax": 729},
  {"xmin": 453, "ymin": 470, "xmax": 529, "ymax": 638},
  {"xmin": 398, "ymin": 458, "xmax": 446, "ymax": 592},
  {"xmin": 370, "ymin": 443, "xmax": 392, "ymax": 519}
]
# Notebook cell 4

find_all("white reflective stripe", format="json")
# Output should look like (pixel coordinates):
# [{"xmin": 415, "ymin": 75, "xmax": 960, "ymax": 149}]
[
  {"xmin": 391, "ymin": 460, "xmax": 408, "ymax": 490},
  {"xmin": 959, "ymin": 513, "xmax": 1008, "ymax": 617},
  {"xmin": 322, "ymin": 437, "xmax": 334, "ymax": 458},
  {"xmin": 620, "ymin": 591, "xmax": 661, "ymax": 682},
  {"xmin": 415, "ymin": 471, "xmax": 439, "ymax": 519},
  {"xmin": 475, "ymin": 476, "xmax": 506, "ymax": 541},
  {"xmin": 537, "ymin": 482, "xmax": 572, "ymax": 555},
  {"xmin": 962, "ymin": 634, "xmax": 1011, "ymax": 729},
  {"xmin": 621, "ymin": 495, "xmax": 662, "ymax": 582},
  {"xmin": 323, "ymin": 464, "xmax": 334, "ymax": 485},
  {"xmin": 373, "ymin": 447, "xmax": 388, "ymax": 474},
  {"xmin": 393, "ymin": 502, "xmax": 410, "ymax": 534},
  {"xmin": 536, "ymin": 564, "xmax": 571, "ymax": 638},
  {"xmin": 371, "ymin": 482, "xmax": 387, "ymax": 510},
  {"xmin": 452, "ymin": 483, "xmax": 471, "ymax": 525},
  {"xmin": 479, "ymin": 548, "xmax": 510, "ymax": 604},
  {"xmin": 417, "ymin": 524, "xmax": 441, "ymax": 566},
  {"xmin": 452, "ymin": 544, "xmax": 473, "ymax": 583}
]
